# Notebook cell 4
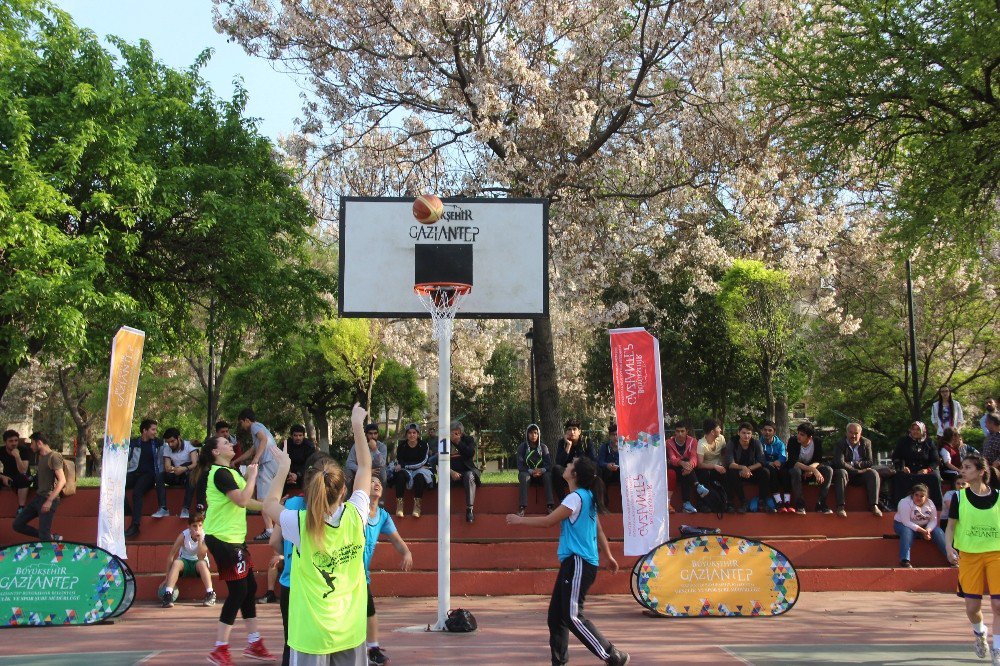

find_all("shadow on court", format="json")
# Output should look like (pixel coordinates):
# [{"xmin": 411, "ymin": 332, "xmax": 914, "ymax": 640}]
[{"xmin": 0, "ymin": 592, "xmax": 984, "ymax": 665}]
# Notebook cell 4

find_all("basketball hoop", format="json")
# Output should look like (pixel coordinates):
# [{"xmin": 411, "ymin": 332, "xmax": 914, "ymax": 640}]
[{"xmin": 413, "ymin": 282, "xmax": 472, "ymax": 340}]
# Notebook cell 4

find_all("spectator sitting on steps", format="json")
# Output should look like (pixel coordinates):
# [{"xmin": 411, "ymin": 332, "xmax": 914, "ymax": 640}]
[
  {"xmin": 1, "ymin": 429, "xmax": 31, "ymax": 514},
  {"xmin": 787, "ymin": 422, "xmax": 834, "ymax": 515},
  {"xmin": 449, "ymin": 421, "xmax": 481, "ymax": 523},
  {"xmin": 891, "ymin": 421, "xmax": 944, "ymax": 511},
  {"xmin": 724, "ymin": 423, "xmax": 772, "ymax": 514},
  {"xmin": 893, "ymin": 483, "xmax": 948, "ymax": 568},
  {"xmin": 125, "ymin": 419, "xmax": 168, "ymax": 537},
  {"xmin": 391, "ymin": 424, "xmax": 433, "ymax": 519},
  {"xmin": 832, "ymin": 422, "xmax": 882, "ymax": 518},
  {"xmin": 517, "ymin": 424, "xmax": 554, "ymax": 516},
  {"xmin": 597, "ymin": 423, "xmax": 621, "ymax": 491},
  {"xmin": 552, "ymin": 419, "xmax": 597, "ymax": 499},
  {"xmin": 162, "ymin": 428, "xmax": 198, "ymax": 519}
]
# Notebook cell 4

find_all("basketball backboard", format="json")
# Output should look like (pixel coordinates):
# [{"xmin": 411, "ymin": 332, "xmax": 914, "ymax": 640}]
[{"xmin": 339, "ymin": 197, "xmax": 548, "ymax": 318}]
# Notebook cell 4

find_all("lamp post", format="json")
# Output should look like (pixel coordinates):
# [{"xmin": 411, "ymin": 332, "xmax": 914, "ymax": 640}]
[
  {"xmin": 525, "ymin": 328, "xmax": 537, "ymax": 424},
  {"xmin": 905, "ymin": 258, "xmax": 920, "ymax": 420}
]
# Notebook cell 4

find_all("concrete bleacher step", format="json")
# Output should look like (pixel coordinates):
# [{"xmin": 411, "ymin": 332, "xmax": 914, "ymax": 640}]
[
  {"xmin": 1, "ymin": 485, "xmax": 956, "ymax": 601},
  {"xmin": 117, "ymin": 534, "xmax": 952, "ymax": 575}
]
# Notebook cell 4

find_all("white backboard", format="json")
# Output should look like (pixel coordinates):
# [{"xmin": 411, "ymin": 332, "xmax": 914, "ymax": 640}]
[{"xmin": 339, "ymin": 197, "xmax": 549, "ymax": 318}]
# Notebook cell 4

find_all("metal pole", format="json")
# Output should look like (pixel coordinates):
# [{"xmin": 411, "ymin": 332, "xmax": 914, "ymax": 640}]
[
  {"xmin": 434, "ymin": 325, "xmax": 452, "ymax": 631},
  {"xmin": 207, "ymin": 298, "xmax": 215, "ymax": 439},
  {"xmin": 530, "ymin": 343, "xmax": 537, "ymax": 425},
  {"xmin": 905, "ymin": 258, "xmax": 920, "ymax": 419}
]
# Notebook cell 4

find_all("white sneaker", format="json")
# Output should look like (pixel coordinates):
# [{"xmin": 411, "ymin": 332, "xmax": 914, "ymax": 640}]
[
  {"xmin": 974, "ymin": 632, "xmax": 988, "ymax": 658},
  {"xmin": 990, "ymin": 646, "xmax": 1000, "ymax": 665},
  {"xmin": 151, "ymin": 508, "xmax": 170, "ymax": 519},
  {"xmin": 179, "ymin": 508, "xmax": 190, "ymax": 519}
]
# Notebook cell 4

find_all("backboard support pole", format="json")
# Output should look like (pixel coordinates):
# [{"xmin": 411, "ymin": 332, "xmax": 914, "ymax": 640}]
[{"xmin": 433, "ymin": 321, "xmax": 452, "ymax": 631}]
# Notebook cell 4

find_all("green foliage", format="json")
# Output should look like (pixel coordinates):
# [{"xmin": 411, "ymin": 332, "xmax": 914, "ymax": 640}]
[
  {"xmin": 221, "ymin": 333, "xmax": 353, "ymax": 433},
  {"xmin": 371, "ymin": 359, "xmax": 427, "ymax": 431},
  {"xmin": 806, "ymin": 260, "xmax": 1000, "ymax": 433},
  {"xmin": 0, "ymin": 0, "xmax": 331, "ymax": 404},
  {"xmin": 585, "ymin": 262, "xmax": 761, "ymax": 424},
  {"xmin": 318, "ymin": 317, "xmax": 383, "ymax": 404},
  {"xmin": 757, "ymin": 0, "xmax": 1000, "ymax": 253},
  {"xmin": 454, "ymin": 343, "xmax": 530, "ymax": 458}
]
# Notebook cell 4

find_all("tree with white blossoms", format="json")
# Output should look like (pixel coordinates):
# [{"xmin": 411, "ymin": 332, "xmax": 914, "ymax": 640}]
[{"xmin": 214, "ymin": 0, "xmax": 770, "ymax": 445}]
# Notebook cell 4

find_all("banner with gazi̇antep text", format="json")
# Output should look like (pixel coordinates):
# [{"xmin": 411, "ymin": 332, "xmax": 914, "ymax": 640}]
[
  {"xmin": 610, "ymin": 327, "xmax": 668, "ymax": 556},
  {"xmin": 96, "ymin": 327, "xmax": 145, "ymax": 560}
]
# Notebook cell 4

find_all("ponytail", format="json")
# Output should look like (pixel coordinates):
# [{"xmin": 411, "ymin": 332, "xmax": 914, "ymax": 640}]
[
  {"xmin": 305, "ymin": 458, "xmax": 347, "ymax": 553},
  {"xmin": 191, "ymin": 436, "xmax": 223, "ymax": 486},
  {"xmin": 571, "ymin": 457, "xmax": 608, "ymax": 515}
]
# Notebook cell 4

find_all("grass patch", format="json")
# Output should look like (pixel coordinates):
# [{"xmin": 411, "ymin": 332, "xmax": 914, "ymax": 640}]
[
  {"xmin": 481, "ymin": 470, "xmax": 517, "ymax": 484},
  {"xmin": 75, "ymin": 470, "xmax": 520, "ymax": 487}
]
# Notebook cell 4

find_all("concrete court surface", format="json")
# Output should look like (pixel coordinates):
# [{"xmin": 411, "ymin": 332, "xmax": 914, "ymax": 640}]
[{"xmin": 0, "ymin": 591, "xmax": 986, "ymax": 665}]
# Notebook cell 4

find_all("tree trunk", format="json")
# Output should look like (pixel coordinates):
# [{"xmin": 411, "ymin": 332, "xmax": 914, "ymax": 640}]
[
  {"xmin": 775, "ymin": 392, "xmax": 790, "ymax": 444},
  {"xmin": 762, "ymin": 362, "xmax": 775, "ymax": 423},
  {"xmin": 311, "ymin": 410, "xmax": 331, "ymax": 452},
  {"xmin": 75, "ymin": 423, "xmax": 93, "ymax": 477},
  {"xmin": 532, "ymin": 317, "xmax": 562, "ymax": 448}
]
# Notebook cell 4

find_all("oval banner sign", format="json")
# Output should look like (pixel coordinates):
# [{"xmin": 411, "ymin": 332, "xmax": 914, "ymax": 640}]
[
  {"xmin": 631, "ymin": 534, "xmax": 798, "ymax": 618},
  {"xmin": 0, "ymin": 541, "xmax": 136, "ymax": 626}
]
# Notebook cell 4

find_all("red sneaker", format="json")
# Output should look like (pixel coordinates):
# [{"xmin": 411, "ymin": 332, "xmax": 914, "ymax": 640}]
[
  {"xmin": 207, "ymin": 644, "xmax": 235, "ymax": 666},
  {"xmin": 243, "ymin": 638, "xmax": 277, "ymax": 662}
]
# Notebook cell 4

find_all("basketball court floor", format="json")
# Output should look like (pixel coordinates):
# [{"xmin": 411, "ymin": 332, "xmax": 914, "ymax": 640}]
[{"xmin": 0, "ymin": 591, "xmax": 984, "ymax": 664}]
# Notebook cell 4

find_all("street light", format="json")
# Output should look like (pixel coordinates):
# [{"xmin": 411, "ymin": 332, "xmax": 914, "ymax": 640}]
[{"xmin": 525, "ymin": 328, "xmax": 537, "ymax": 424}]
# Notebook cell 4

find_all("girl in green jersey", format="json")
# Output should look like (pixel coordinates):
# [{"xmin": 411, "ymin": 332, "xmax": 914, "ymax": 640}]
[{"xmin": 265, "ymin": 403, "xmax": 372, "ymax": 666}]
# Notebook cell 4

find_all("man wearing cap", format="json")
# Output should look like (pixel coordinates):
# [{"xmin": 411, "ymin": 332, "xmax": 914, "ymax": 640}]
[
  {"xmin": 347, "ymin": 423, "xmax": 388, "ymax": 489},
  {"xmin": 449, "ymin": 421, "xmax": 481, "ymax": 523},
  {"xmin": 12, "ymin": 433, "xmax": 66, "ymax": 541},
  {"xmin": 551, "ymin": 419, "xmax": 597, "ymax": 498}
]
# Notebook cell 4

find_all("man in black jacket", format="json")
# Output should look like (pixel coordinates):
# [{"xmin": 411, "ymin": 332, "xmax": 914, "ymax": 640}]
[
  {"xmin": 891, "ymin": 421, "xmax": 943, "ymax": 509},
  {"xmin": 551, "ymin": 419, "xmax": 597, "ymax": 499},
  {"xmin": 448, "ymin": 421, "xmax": 480, "ymax": 523},
  {"xmin": 831, "ymin": 423, "xmax": 882, "ymax": 517},
  {"xmin": 787, "ymin": 422, "xmax": 834, "ymax": 515}
]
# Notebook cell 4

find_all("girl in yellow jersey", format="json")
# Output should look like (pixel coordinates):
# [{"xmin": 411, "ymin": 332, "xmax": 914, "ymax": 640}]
[
  {"xmin": 264, "ymin": 404, "xmax": 372, "ymax": 666},
  {"xmin": 192, "ymin": 436, "xmax": 276, "ymax": 665},
  {"xmin": 946, "ymin": 454, "xmax": 1000, "ymax": 664}
]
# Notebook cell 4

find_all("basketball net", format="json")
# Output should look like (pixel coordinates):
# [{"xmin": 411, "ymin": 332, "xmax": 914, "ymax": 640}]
[{"xmin": 413, "ymin": 283, "xmax": 471, "ymax": 340}]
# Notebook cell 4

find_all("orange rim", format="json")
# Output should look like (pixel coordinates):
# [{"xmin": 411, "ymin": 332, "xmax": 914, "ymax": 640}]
[{"xmin": 413, "ymin": 282, "xmax": 472, "ymax": 296}]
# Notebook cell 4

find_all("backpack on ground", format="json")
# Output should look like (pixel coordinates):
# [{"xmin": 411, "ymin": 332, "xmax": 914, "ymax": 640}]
[
  {"xmin": 696, "ymin": 479, "xmax": 727, "ymax": 516},
  {"xmin": 444, "ymin": 608, "xmax": 477, "ymax": 632},
  {"xmin": 61, "ymin": 457, "xmax": 77, "ymax": 496},
  {"xmin": 679, "ymin": 524, "xmax": 722, "ymax": 537}
]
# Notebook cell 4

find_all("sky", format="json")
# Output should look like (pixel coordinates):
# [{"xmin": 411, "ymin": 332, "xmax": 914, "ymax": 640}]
[{"xmin": 55, "ymin": 0, "xmax": 307, "ymax": 140}]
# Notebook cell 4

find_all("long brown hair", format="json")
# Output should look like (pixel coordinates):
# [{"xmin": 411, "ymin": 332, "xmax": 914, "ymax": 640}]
[
  {"xmin": 304, "ymin": 457, "xmax": 347, "ymax": 553},
  {"xmin": 191, "ymin": 436, "xmax": 225, "ymax": 486}
]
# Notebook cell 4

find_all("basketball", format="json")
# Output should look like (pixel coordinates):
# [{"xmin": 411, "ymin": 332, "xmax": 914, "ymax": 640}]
[{"xmin": 412, "ymin": 195, "xmax": 444, "ymax": 224}]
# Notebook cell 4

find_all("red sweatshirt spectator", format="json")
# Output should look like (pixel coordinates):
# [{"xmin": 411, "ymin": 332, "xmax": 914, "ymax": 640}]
[{"xmin": 666, "ymin": 423, "xmax": 699, "ymax": 513}]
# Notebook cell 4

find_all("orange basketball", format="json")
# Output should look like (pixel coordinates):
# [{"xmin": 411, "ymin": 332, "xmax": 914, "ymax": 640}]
[{"xmin": 412, "ymin": 194, "xmax": 444, "ymax": 224}]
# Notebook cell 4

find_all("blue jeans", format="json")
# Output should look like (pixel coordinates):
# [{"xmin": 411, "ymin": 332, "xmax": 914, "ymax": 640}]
[{"xmin": 894, "ymin": 520, "xmax": 948, "ymax": 561}]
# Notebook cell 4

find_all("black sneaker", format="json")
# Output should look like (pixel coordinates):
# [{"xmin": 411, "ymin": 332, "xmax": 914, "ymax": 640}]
[
  {"xmin": 367, "ymin": 646, "xmax": 388, "ymax": 665},
  {"xmin": 606, "ymin": 648, "xmax": 630, "ymax": 665},
  {"xmin": 124, "ymin": 524, "xmax": 140, "ymax": 538},
  {"xmin": 256, "ymin": 590, "xmax": 277, "ymax": 604},
  {"xmin": 900, "ymin": 559, "xmax": 913, "ymax": 568},
  {"xmin": 815, "ymin": 503, "xmax": 833, "ymax": 515},
  {"xmin": 160, "ymin": 590, "xmax": 174, "ymax": 608},
  {"xmin": 253, "ymin": 530, "xmax": 272, "ymax": 542},
  {"xmin": 546, "ymin": 504, "xmax": 555, "ymax": 513},
  {"xmin": 465, "ymin": 508, "xmax": 474, "ymax": 523},
  {"xmin": 517, "ymin": 506, "xmax": 526, "ymax": 517}
]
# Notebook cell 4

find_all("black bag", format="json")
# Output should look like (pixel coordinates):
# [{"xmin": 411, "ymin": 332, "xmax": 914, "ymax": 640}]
[
  {"xmin": 445, "ymin": 608, "xmax": 477, "ymax": 632},
  {"xmin": 696, "ymin": 479, "xmax": 728, "ymax": 516},
  {"xmin": 679, "ymin": 524, "xmax": 722, "ymax": 537}
]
